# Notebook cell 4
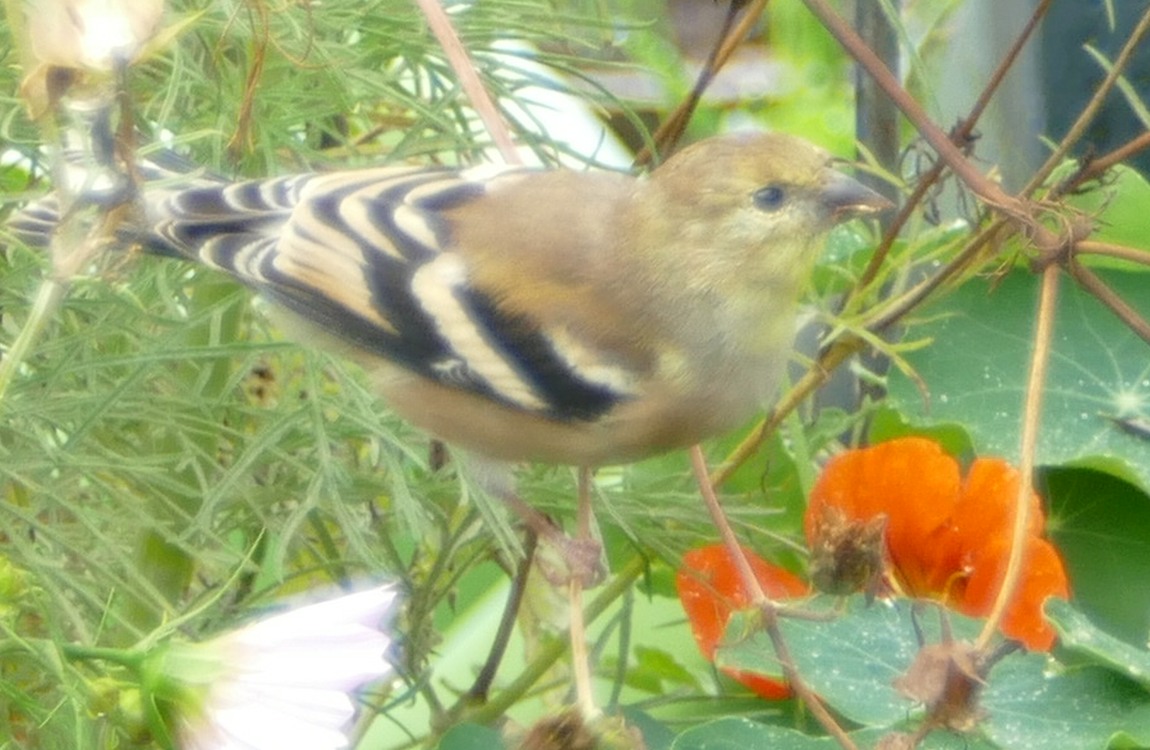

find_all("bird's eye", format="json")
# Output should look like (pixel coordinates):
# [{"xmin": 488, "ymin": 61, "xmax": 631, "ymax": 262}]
[{"xmin": 752, "ymin": 185, "xmax": 787, "ymax": 211}]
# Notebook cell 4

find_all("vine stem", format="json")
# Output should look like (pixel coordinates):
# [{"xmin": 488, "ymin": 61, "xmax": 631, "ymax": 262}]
[
  {"xmin": 799, "ymin": 0, "xmax": 1023, "ymax": 217},
  {"xmin": 976, "ymin": 266, "xmax": 1059, "ymax": 650},
  {"xmin": 634, "ymin": 0, "xmax": 771, "ymax": 165},
  {"xmin": 1058, "ymin": 131, "xmax": 1150, "ymax": 194},
  {"xmin": 689, "ymin": 446, "xmax": 857, "ymax": 750},
  {"xmin": 853, "ymin": 0, "xmax": 1052, "ymax": 292},
  {"xmin": 1068, "ymin": 261, "xmax": 1150, "ymax": 347},
  {"xmin": 412, "ymin": 0, "xmax": 522, "ymax": 165},
  {"xmin": 59, "ymin": 642, "xmax": 143, "ymax": 669},
  {"xmin": 466, "ymin": 556, "xmax": 645, "ymax": 724}
]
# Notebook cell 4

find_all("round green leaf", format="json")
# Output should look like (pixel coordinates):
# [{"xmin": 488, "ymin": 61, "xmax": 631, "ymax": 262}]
[
  {"xmin": 983, "ymin": 656, "xmax": 1150, "ymax": 750},
  {"xmin": 1047, "ymin": 598, "xmax": 1150, "ymax": 689},
  {"xmin": 718, "ymin": 597, "xmax": 983, "ymax": 727},
  {"xmin": 1043, "ymin": 467, "xmax": 1150, "ymax": 645},
  {"xmin": 887, "ymin": 270, "xmax": 1150, "ymax": 493}
]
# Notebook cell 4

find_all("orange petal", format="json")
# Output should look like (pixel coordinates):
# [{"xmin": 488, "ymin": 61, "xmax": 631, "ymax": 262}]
[
  {"xmin": 954, "ymin": 458, "xmax": 1045, "ymax": 544},
  {"xmin": 804, "ymin": 440, "xmax": 1072, "ymax": 651},
  {"xmin": 721, "ymin": 667, "xmax": 794, "ymax": 701},
  {"xmin": 676, "ymin": 545, "xmax": 807, "ymax": 698},
  {"xmin": 959, "ymin": 536, "xmax": 1070, "ymax": 651},
  {"xmin": 806, "ymin": 438, "xmax": 961, "ymax": 597}
]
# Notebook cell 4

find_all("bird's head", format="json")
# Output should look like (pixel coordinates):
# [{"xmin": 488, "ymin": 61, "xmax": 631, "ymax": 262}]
[{"xmin": 631, "ymin": 132, "xmax": 892, "ymax": 296}]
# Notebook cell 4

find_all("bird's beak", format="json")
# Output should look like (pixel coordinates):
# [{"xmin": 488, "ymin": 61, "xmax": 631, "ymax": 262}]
[{"xmin": 819, "ymin": 170, "xmax": 894, "ymax": 222}]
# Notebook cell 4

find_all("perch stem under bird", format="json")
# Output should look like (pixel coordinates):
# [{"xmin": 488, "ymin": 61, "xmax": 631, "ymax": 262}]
[{"xmin": 9, "ymin": 130, "xmax": 891, "ymax": 716}]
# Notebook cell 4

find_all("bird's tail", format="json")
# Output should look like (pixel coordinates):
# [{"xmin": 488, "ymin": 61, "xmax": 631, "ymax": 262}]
[
  {"xmin": 5, "ymin": 148, "xmax": 222, "ymax": 258},
  {"xmin": 6, "ymin": 191, "xmax": 62, "ymax": 247}
]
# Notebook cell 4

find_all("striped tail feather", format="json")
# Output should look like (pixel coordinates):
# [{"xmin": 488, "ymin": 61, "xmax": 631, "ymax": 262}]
[
  {"xmin": 4, "ymin": 152, "xmax": 635, "ymax": 425},
  {"xmin": 5, "ymin": 148, "xmax": 223, "ymax": 256}
]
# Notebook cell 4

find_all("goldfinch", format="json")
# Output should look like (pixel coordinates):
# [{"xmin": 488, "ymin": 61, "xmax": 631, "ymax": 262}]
[{"xmin": 10, "ymin": 132, "xmax": 889, "ymax": 468}]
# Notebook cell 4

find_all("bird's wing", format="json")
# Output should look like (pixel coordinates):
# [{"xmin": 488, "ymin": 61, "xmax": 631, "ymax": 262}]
[{"xmin": 150, "ymin": 165, "xmax": 636, "ymax": 423}]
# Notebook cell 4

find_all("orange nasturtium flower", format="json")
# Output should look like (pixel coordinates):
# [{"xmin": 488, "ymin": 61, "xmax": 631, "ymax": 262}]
[
  {"xmin": 676, "ymin": 545, "xmax": 809, "ymax": 699},
  {"xmin": 804, "ymin": 437, "xmax": 1070, "ymax": 650}
]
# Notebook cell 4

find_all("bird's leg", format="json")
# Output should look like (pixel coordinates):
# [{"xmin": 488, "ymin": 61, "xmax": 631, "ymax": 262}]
[
  {"xmin": 497, "ymin": 489, "xmax": 605, "ymax": 589},
  {"xmin": 496, "ymin": 469, "xmax": 604, "ymax": 719},
  {"xmin": 458, "ymin": 453, "xmax": 604, "ymax": 716},
  {"xmin": 458, "ymin": 453, "xmax": 603, "ymax": 586},
  {"xmin": 568, "ymin": 465, "xmax": 600, "ymax": 719},
  {"xmin": 502, "ymin": 468, "xmax": 602, "ymax": 718}
]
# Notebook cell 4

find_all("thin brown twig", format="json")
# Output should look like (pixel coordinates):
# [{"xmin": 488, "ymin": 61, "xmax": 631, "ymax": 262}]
[
  {"xmin": 634, "ymin": 0, "xmax": 769, "ymax": 166},
  {"xmin": 413, "ymin": 0, "xmax": 522, "ymax": 165},
  {"xmin": 1056, "ymin": 130, "xmax": 1150, "ymax": 195},
  {"xmin": 869, "ymin": 220, "xmax": 1005, "ymax": 332},
  {"xmin": 226, "ymin": 0, "xmax": 270, "ymax": 162},
  {"xmin": 855, "ymin": 157, "xmax": 941, "ymax": 292},
  {"xmin": 463, "ymin": 531, "xmax": 538, "ymax": 704},
  {"xmin": 799, "ymin": 0, "xmax": 1034, "ymax": 228},
  {"xmin": 976, "ymin": 267, "xmax": 1059, "ymax": 650},
  {"xmin": 966, "ymin": 0, "xmax": 1054, "ymax": 145},
  {"xmin": 854, "ymin": 0, "xmax": 1053, "ymax": 290},
  {"xmin": 1067, "ymin": 261, "xmax": 1150, "ymax": 347},
  {"xmin": 691, "ymin": 446, "xmax": 767, "ymax": 603},
  {"xmin": 1075, "ymin": 240, "xmax": 1150, "ymax": 266},
  {"xmin": 759, "ymin": 608, "xmax": 859, "ymax": 750},
  {"xmin": 570, "ymin": 467, "xmax": 598, "ymax": 720},
  {"xmin": 467, "ymin": 556, "xmax": 646, "ymax": 724},
  {"xmin": 689, "ymin": 447, "xmax": 857, "ymax": 750}
]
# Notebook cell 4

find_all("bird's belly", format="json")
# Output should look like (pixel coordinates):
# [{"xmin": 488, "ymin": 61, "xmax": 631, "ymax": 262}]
[{"xmin": 368, "ymin": 362, "xmax": 768, "ymax": 466}]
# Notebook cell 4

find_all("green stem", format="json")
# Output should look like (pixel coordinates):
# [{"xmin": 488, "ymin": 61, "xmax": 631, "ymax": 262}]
[
  {"xmin": 59, "ymin": 642, "xmax": 144, "ymax": 671},
  {"xmin": 466, "ymin": 555, "xmax": 646, "ymax": 724},
  {"xmin": 0, "ymin": 276, "xmax": 69, "ymax": 409}
]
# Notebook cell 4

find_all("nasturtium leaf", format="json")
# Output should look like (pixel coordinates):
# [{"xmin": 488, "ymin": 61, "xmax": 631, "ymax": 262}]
[
  {"xmin": 1042, "ymin": 466, "xmax": 1150, "ymax": 646},
  {"xmin": 1047, "ymin": 598, "xmax": 1150, "ymax": 689},
  {"xmin": 670, "ymin": 719, "xmax": 861, "ymax": 750},
  {"xmin": 436, "ymin": 723, "xmax": 505, "ymax": 750},
  {"xmin": 668, "ymin": 716, "xmax": 992, "ymax": 749},
  {"xmin": 623, "ymin": 708, "xmax": 676, "ymax": 750},
  {"xmin": 887, "ymin": 270, "xmax": 1150, "ymax": 493},
  {"xmin": 671, "ymin": 718, "xmax": 831, "ymax": 749},
  {"xmin": 717, "ymin": 596, "xmax": 984, "ymax": 727},
  {"xmin": 982, "ymin": 655, "xmax": 1150, "ymax": 750},
  {"xmin": 868, "ymin": 407, "xmax": 976, "ymax": 460},
  {"xmin": 628, "ymin": 645, "xmax": 702, "ymax": 693}
]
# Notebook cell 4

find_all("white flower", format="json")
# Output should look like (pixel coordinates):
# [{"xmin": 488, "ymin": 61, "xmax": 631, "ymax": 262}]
[
  {"xmin": 26, "ymin": 0, "xmax": 164, "ymax": 71},
  {"xmin": 155, "ymin": 585, "xmax": 400, "ymax": 750}
]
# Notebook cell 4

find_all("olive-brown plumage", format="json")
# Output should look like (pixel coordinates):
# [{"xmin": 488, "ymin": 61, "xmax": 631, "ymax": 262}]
[{"xmin": 10, "ymin": 132, "xmax": 889, "ymax": 466}]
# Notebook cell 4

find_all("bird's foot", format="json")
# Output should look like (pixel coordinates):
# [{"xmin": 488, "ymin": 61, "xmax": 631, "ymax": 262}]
[{"xmin": 535, "ymin": 529, "xmax": 607, "ymax": 589}]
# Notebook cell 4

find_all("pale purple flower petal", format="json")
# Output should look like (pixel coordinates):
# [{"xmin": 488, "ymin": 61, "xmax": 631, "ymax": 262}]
[{"xmin": 165, "ymin": 584, "xmax": 400, "ymax": 750}]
